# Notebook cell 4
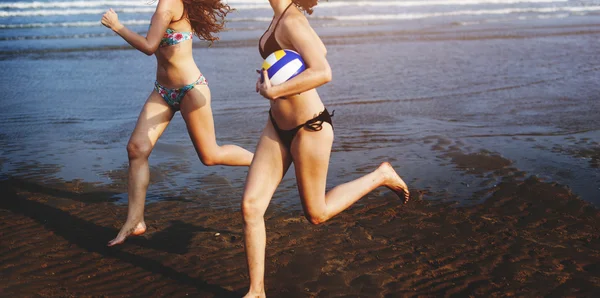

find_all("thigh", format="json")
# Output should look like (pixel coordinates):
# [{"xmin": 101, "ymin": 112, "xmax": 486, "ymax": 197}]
[
  {"xmin": 243, "ymin": 118, "xmax": 293, "ymax": 211},
  {"xmin": 178, "ymin": 85, "xmax": 217, "ymax": 151},
  {"xmin": 129, "ymin": 90, "xmax": 175, "ymax": 146},
  {"xmin": 291, "ymin": 123, "xmax": 334, "ymax": 214}
]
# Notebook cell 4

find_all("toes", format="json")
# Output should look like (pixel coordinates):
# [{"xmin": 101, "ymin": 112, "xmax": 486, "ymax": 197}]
[
  {"xmin": 107, "ymin": 235, "xmax": 126, "ymax": 247},
  {"xmin": 107, "ymin": 239, "xmax": 119, "ymax": 247}
]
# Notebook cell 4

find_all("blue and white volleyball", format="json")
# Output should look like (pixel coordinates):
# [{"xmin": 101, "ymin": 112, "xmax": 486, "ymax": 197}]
[{"xmin": 261, "ymin": 49, "xmax": 306, "ymax": 86}]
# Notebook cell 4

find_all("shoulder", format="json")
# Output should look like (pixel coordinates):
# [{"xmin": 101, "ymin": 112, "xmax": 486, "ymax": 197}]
[
  {"xmin": 278, "ymin": 9, "xmax": 325, "ymax": 53},
  {"xmin": 279, "ymin": 10, "xmax": 311, "ymax": 33},
  {"xmin": 153, "ymin": 0, "xmax": 184, "ymax": 22},
  {"xmin": 156, "ymin": 0, "xmax": 179, "ymax": 13}
]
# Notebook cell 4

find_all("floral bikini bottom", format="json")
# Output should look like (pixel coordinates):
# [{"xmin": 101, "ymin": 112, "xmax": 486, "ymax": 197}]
[{"xmin": 154, "ymin": 74, "xmax": 208, "ymax": 110}]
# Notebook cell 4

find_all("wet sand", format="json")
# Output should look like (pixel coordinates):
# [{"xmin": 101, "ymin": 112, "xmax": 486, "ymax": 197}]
[{"xmin": 2, "ymin": 142, "xmax": 600, "ymax": 297}]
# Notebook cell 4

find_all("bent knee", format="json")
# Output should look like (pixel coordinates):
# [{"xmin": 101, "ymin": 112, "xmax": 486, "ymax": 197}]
[
  {"xmin": 197, "ymin": 148, "xmax": 221, "ymax": 166},
  {"xmin": 127, "ymin": 141, "xmax": 152, "ymax": 160},
  {"xmin": 199, "ymin": 154, "xmax": 218, "ymax": 166},
  {"xmin": 305, "ymin": 213, "xmax": 328, "ymax": 225}
]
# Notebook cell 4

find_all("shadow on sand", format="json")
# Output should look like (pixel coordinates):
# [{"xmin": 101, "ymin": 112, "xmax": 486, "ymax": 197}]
[{"xmin": 0, "ymin": 178, "xmax": 240, "ymax": 297}]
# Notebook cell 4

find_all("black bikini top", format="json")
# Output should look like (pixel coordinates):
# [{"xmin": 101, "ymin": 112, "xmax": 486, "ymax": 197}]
[{"xmin": 259, "ymin": 3, "xmax": 294, "ymax": 59}]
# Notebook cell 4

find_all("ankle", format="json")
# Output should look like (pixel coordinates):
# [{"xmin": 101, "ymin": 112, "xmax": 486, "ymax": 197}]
[
  {"xmin": 124, "ymin": 217, "xmax": 144, "ymax": 225},
  {"xmin": 375, "ymin": 167, "xmax": 387, "ymax": 184},
  {"xmin": 247, "ymin": 287, "xmax": 265, "ymax": 295}
]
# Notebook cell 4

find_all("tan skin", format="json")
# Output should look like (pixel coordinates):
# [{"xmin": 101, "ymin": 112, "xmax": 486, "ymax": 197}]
[
  {"xmin": 101, "ymin": 0, "xmax": 253, "ymax": 247},
  {"xmin": 242, "ymin": 1, "xmax": 410, "ymax": 297}
]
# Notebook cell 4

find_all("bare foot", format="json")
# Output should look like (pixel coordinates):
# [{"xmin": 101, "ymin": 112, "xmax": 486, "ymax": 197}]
[
  {"xmin": 107, "ymin": 221, "xmax": 146, "ymax": 246},
  {"xmin": 379, "ymin": 162, "xmax": 410, "ymax": 204}
]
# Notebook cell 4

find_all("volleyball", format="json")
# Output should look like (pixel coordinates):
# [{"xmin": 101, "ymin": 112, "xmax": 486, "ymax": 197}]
[{"xmin": 261, "ymin": 49, "xmax": 306, "ymax": 86}]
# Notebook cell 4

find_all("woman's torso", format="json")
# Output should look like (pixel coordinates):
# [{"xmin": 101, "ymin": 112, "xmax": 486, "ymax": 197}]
[
  {"xmin": 154, "ymin": 1, "xmax": 201, "ymax": 88},
  {"xmin": 260, "ymin": 5, "xmax": 326, "ymax": 129}
]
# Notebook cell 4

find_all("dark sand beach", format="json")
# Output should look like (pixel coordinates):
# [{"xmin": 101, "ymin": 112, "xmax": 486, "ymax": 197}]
[
  {"xmin": 2, "ymin": 0, "xmax": 600, "ymax": 297},
  {"xmin": 2, "ymin": 133, "xmax": 600, "ymax": 296},
  {"xmin": 2, "ymin": 147, "xmax": 600, "ymax": 297}
]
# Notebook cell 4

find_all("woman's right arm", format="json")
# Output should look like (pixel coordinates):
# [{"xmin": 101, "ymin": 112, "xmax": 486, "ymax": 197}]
[
  {"xmin": 256, "ymin": 15, "xmax": 332, "ymax": 100},
  {"xmin": 101, "ymin": 0, "xmax": 175, "ymax": 56}
]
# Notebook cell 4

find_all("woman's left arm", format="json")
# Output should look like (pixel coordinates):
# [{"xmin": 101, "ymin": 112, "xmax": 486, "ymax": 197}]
[{"xmin": 258, "ymin": 15, "xmax": 332, "ymax": 100}]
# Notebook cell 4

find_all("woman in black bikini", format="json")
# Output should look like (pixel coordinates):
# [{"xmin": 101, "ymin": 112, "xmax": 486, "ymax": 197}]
[{"xmin": 242, "ymin": 1, "xmax": 410, "ymax": 297}]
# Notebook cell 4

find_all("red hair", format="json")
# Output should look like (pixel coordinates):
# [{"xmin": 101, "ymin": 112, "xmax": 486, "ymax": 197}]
[{"xmin": 181, "ymin": 0, "xmax": 233, "ymax": 42}]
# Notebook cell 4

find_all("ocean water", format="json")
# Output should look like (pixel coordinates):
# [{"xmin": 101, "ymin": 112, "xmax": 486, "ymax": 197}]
[
  {"xmin": 2, "ymin": 0, "xmax": 600, "ymax": 52},
  {"xmin": 1, "ymin": 0, "xmax": 599, "ymax": 208}
]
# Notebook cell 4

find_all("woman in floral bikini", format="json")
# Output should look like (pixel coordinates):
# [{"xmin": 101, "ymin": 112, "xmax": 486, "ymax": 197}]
[{"xmin": 101, "ymin": 0, "xmax": 253, "ymax": 246}]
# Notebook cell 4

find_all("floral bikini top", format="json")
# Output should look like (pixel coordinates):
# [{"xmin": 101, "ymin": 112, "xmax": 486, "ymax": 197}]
[
  {"xmin": 160, "ymin": 28, "xmax": 193, "ymax": 47},
  {"xmin": 150, "ymin": 24, "xmax": 193, "ymax": 47}
]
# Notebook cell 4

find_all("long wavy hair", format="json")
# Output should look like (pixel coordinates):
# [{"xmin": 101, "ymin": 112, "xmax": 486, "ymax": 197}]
[
  {"xmin": 292, "ymin": 0, "xmax": 319, "ymax": 15},
  {"xmin": 151, "ymin": 0, "xmax": 233, "ymax": 42}
]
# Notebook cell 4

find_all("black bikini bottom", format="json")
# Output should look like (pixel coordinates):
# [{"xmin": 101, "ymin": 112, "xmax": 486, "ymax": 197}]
[{"xmin": 269, "ymin": 108, "xmax": 334, "ymax": 150}]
